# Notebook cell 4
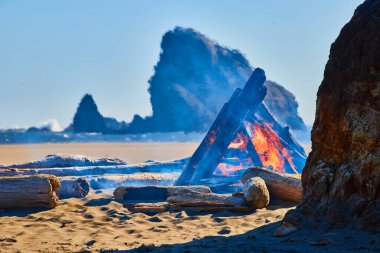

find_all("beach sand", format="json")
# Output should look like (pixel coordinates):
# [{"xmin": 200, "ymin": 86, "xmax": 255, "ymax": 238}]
[
  {"xmin": 0, "ymin": 143, "xmax": 377, "ymax": 252},
  {"xmin": 1, "ymin": 192, "xmax": 378, "ymax": 253},
  {"xmin": 0, "ymin": 191, "xmax": 291, "ymax": 252},
  {"xmin": 0, "ymin": 142, "xmax": 199, "ymax": 166}
]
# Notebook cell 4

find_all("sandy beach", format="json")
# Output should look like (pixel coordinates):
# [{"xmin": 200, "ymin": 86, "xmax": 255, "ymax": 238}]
[
  {"xmin": 0, "ymin": 143, "xmax": 199, "ymax": 166},
  {"xmin": 1, "ymin": 192, "xmax": 378, "ymax": 253},
  {"xmin": 0, "ymin": 143, "xmax": 378, "ymax": 252}
]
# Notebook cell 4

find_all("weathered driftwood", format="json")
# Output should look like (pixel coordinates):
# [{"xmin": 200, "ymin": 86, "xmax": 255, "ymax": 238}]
[
  {"xmin": 89, "ymin": 173, "xmax": 179, "ymax": 190},
  {"xmin": 7, "ymin": 154, "xmax": 127, "ymax": 169},
  {"xmin": 242, "ymin": 166, "xmax": 301, "ymax": 202},
  {"xmin": 0, "ymin": 175, "xmax": 60, "ymax": 209},
  {"xmin": 118, "ymin": 186, "xmax": 251, "ymax": 213},
  {"xmin": 0, "ymin": 169, "xmax": 90, "ymax": 198},
  {"xmin": 56, "ymin": 177, "xmax": 90, "ymax": 198},
  {"xmin": 113, "ymin": 185, "xmax": 212, "ymax": 202},
  {"xmin": 167, "ymin": 188, "xmax": 247, "ymax": 207},
  {"xmin": 0, "ymin": 158, "xmax": 189, "ymax": 177}
]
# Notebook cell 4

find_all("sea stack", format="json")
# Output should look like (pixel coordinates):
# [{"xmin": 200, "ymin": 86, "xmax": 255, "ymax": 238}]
[{"xmin": 72, "ymin": 94, "xmax": 107, "ymax": 133}]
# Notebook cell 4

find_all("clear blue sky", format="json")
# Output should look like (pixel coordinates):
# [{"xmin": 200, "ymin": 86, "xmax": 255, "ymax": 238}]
[{"xmin": 0, "ymin": 0, "xmax": 362, "ymax": 129}]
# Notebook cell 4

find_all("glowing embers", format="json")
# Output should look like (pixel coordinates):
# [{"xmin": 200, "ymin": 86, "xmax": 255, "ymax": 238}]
[
  {"xmin": 213, "ymin": 120, "xmax": 299, "ymax": 177},
  {"xmin": 213, "ymin": 132, "xmax": 254, "ymax": 176},
  {"xmin": 245, "ymin": 121, "xmax": 298, "ymax": 174}
]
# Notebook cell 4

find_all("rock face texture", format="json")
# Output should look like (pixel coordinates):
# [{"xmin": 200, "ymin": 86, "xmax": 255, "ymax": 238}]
[
  {"xmin": 243, "ymin": 177, "xmax": 270, "ymax": 209},
  {"xmin": 128, "ymin": 27, "xmax": 306, "ymax": 133},
  {"xmin": 296, "ymin": 0, "xmax": 380, "ymax": 232},
  {"xmin": 72, "ymin": 94, "xmax": 107, "ymax": 133}
]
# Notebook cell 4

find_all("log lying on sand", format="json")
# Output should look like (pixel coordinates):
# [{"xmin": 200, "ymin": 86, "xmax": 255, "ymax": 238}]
[
  {"xmin": 7, "ymin": 154, "xmax": 127, "ymax": 169},
  {"xmin": 242, "ymin": 167, "xmax": 301, "ymax": 202},
  {"xmin": 0, "ymin": 169, "xmax": 90, "ymax": 198},
  {"xmin": 56, "ymin": 177, "xmax": 90, "ymax": 198},
  {"xmin": 114, "ymin": 185, "xmax": 212, "ymax": 202},
  {"xmin": 167, "ymin": 188, "xmax": 246, "ymax": 207},
  {"xmin": 0, "ymin": 175, "xmax": 60, "ymax": 209},
  {"xmin": 116, "ymin": 186, "xmax": 251, "ymax": 213},
  {"xmin": 89, "ymin": 173, "xmax": 179, "ymax": 190},
  {"xmin": 0, "ymin": 158, "xmax": 189, "ymax": 177}
]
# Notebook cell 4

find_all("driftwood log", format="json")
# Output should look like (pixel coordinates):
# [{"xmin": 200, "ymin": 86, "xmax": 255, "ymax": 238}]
[
  {"xmin": 242, "ymin": 167, "xmax": 301, "ymax": 202},
  {"xmin": 0, "ymin": 175, "xmax": 60, "ymax": 209},
  {"xmin": 116, "ymin": 186, "xmax": 251, "ymax": 213},
  {"xmin": 166, "ymin": 189, "xmax": 246, "ymax": 207},
  {"xmin": 0, "ymin": 158, "xmax": 189, "ymax": 177},
  {"xmin": 89, "ymin": 173, "xmax": 179, "ymax": 190},
  {"xmin": 56, "ymin": 177, "xmax": 90, "ymax": 198},
  {"xmin": 113, "ymin": 185, "xmax": 212, "ymax": 201}
]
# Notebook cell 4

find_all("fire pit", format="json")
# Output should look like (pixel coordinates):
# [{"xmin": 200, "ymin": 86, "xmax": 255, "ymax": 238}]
[{"xmin": 176, "ymin": 68, "xmax": 307, "ymax": 193}]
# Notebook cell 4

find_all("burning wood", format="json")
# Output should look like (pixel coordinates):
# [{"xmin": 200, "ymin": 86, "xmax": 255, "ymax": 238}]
[{"xmin": 175, "ymin": 68, "xmax": 306, "ymax": 193}]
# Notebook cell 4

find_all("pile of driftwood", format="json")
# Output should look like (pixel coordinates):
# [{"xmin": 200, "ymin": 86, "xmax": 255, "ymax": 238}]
[
  {"xmin": 114, "ymin": 167, "xmax": 302, "ymax": 213},
  {"xmin": 0, "ymin": 155, "xmax": 189, "ymax": 209},
  {"xmin": 0, "ymin": 159, "xmax": 301, "ymax": 211}
]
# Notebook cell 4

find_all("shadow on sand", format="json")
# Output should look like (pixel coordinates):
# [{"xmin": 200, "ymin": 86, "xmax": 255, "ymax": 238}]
[
  {"xmin": 0, "ymin": 207, "xmax": 51, "ymax": 217},
  {"xmin": 97, "ymin": 219, "xmax": 379, "ymax": 253}
]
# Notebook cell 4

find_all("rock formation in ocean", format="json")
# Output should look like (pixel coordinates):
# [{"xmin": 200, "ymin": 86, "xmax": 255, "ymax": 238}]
[
  {"xmin": 128, "ymin": 27, "xmax": 306, "ymax": 133},
  {"xmin": 285, "ymin": 0, "xmax": 380, "ymax": 233},
  {"xmin": 72, "ymin": 94, "xmax": 107, "ymax": 133},
  {"xmin": 265, "ymin": 81, "xmax": 306, "ymax": 130}
]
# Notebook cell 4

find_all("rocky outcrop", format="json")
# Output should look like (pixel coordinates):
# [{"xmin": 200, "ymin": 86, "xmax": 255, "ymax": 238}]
[
  {"xmin": 69, "ymin": 94, "xmax": 128, "ymax": 134},
  {"xmin": 128, "ymin": 27, "xmax": 306, "ymax": 133},
  {"xmin": 72, "ymin": 94, "xmax": 107, "ymax": 133},
  {"xmin": 265, "ymin": 81, "xmax": 306, "ymax": 130},
  {"xmin": 286, "ymin": 0, "xmax": 380, "ymax": 233}
]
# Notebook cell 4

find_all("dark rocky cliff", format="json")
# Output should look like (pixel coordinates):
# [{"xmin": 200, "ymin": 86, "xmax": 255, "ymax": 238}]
[
  {"xmin": 72, "ymin": 94, "xmax": 107, "ymax": 133},
  {"xmin": 286, "ymin": 0, "xmax": 380, "ymax": 233}
]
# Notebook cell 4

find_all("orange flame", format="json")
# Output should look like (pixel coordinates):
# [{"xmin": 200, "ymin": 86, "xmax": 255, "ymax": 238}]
[
  {"xmin": 212, "ymin": 119, "xmax": 298, "ymax": 177},
  {"xmin": 206, "ymin": 130, "xmax": 216, "ymax": 146},
  {"xmin": 245, "ymin": 121, "xmax": 297, "ymax": 173}
]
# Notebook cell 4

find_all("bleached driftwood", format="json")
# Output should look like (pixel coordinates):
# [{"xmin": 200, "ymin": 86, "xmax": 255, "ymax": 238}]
[
  {"xmin": 0, "ymin": 158, "xmax": 189, "ymax": 177},
  {"xmin": 56, "ymin": 177, "xmax": 90, "ymax": 198},
  {"xmin": 7, "ymin": 154, "xmax": 127, "ymax": 168},
  {"xmin": 167, "ymin": 189, "xmax": 246, "ymax": 207},
  {"xmin": 117, "ymin": 186, "xmax": 251, "ymax": 213},
  {"xmin": 113, "ymin": 185, "xmax": 212, "ymax": 201},
  {"xmin": 241, "ymin": 167, "xmax": 301, "ymax": 202},
  {"xmin": 0, "ymin": 174, "xmax": 60, "ymax": 209},
  {"xmin": 89, "ymin": 173, "xmax": 179, "ymax": 190}
]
